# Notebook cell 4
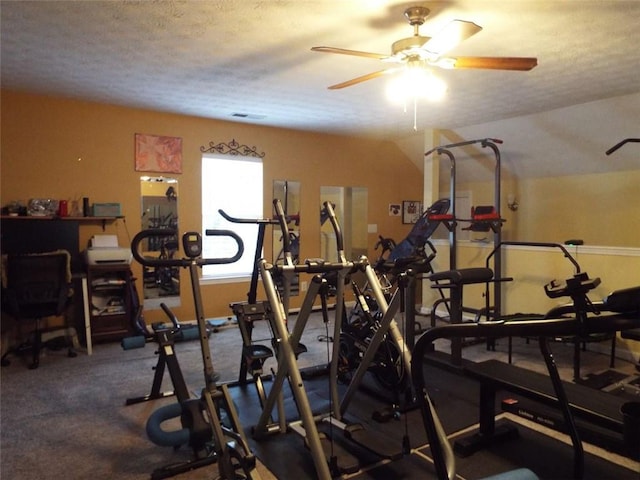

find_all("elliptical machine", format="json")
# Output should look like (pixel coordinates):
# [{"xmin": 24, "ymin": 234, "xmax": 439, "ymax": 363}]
[
  {"xmin": 130, "ymin": 228, "xmax": 262, "ymax": 480},
  {"xmin": 338, "ymin": 280, "xmax": 408, "ymax": 392}
]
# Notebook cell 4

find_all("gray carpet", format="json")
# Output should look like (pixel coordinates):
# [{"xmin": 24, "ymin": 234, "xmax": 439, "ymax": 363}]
[
  {"xmin": 1, "ymin": 311, "xmax": 638, "ymax": 479},
  {"xmin": 0, "ymin": 313, "xmax": 333, "ymax": 479}
]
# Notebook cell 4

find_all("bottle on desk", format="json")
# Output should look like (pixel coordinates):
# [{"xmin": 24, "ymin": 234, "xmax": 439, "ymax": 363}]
[{"xmin": 83, "ymin": 197, "xmax": 90, "ymax": 217}]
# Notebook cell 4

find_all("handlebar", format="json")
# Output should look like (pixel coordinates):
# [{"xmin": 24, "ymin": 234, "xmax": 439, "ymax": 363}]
[
  {"xmin": 486, "ymin": 241, "xmax": 581, "ymax": 274},
  {"xmin": 424, "ymin": 137, "xmax": 503, "ymax": 157},
  {"xmin": 544, "ymin": 272, "xmax": 600, "ymax": 299},
  {"xmin": 218, "ymin": 208, "xmax": 279, "ymax": 225},
  {"xmin": 272, "ymin": 199, "xmax": 292, "ymax": 256},
  {"xmin": 605, "ymin": 138, "xmax": 640, "ymax": 156},
  {"xmin": 322, "ymin": 201, "xmax": 345, "ymax": 257},
  {"xmin": 131, "ymin": 228, "xmax": 244, "ymax": 268},
  {"xmin": 266, "ymin": 257, "xmax": 362, "ymax": 275}
]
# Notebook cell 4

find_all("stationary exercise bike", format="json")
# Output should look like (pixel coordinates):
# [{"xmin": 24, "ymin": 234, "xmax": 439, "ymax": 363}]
[
  {"xmin": 130, "ymin": 228, "xmax": 262, "ymax": 480},
  {"xmin": 338, "ymin": 281, "xmax": 407, "ymax": 391}
]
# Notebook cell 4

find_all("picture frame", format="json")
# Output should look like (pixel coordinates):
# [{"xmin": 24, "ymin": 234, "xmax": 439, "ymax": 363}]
[
  {"xmin": 402, "ymin": 200, "xmax": 422, "ymax": 224},
  {"xmin": 135, "ymin": 133, "xmax": 183, "ymax": 174}
]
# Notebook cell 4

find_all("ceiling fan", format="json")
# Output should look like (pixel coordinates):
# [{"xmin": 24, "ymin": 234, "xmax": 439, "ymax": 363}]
[{"xmin": 311, "ymin": 6, "xmax": 538, "ymax": 90}]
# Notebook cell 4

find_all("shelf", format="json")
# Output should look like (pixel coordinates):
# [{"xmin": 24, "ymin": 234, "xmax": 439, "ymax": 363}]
[
  {"xmin": 92, "ymin": 309, "xmax": 127, "ymax": 317},
  {"xmin": 91, "ymin": 279, "xmax": 127, "ymax": 288},
  {"xmin": 1, "ymin": 215, "xmax": 124, "ymax": 231},
  {"xmin": 1, "ymin": 215, "xmax": 123, "ymax": 221},
  {"xmin": 87, "ymin": 264, "xmax": 133, "ymax": 343}
]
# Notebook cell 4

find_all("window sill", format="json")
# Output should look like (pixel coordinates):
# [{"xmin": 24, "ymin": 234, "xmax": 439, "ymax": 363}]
[{"xmin": 200, "ymin": 275, "xmax": 251, "ymax": 286}]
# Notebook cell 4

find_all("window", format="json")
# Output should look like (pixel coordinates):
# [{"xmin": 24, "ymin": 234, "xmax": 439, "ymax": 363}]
[{"xmin": 201, "ymin": 154, "xmax": 263, "ymax": 281}]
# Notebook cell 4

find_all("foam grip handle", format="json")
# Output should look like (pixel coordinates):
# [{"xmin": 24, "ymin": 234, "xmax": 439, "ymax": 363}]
[
  {"xmin": 121, "ymin": 336, "xmax": 146, "ymax": 350},
  {"xmin": 146, "ymin": 402, "xmax": 190, "ymax": 448},
  {"xmin": 176, "ymin": 327, "xmax": 200, "ymax": 342}
]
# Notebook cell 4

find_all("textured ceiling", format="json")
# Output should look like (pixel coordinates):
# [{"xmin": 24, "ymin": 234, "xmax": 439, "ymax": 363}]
[{"xmin": 1, "ymin": 1, "xmax": 639, "ymax": 145}]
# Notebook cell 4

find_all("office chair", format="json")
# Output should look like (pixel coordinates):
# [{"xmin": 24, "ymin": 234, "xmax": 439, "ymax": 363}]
[{"xmin": 1, "ymin": 250, "xmax": 77, "ymax": 369}]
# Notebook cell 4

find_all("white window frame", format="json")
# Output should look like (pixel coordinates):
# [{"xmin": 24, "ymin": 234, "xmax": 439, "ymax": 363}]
[{"xmin": 201, "ymin": 153, "xmax": 263, "ymax": 283}]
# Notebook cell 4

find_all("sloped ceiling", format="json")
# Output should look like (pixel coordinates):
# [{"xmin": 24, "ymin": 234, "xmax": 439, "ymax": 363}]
[{"xmin": 1, "ymin": 1, "xmax": 639, "ymax": 178}]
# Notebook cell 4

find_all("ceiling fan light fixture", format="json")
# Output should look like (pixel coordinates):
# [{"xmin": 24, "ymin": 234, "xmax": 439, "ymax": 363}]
[{"xmin": 385, "ymin": 67, "xmax": 447, "ymax": 104}]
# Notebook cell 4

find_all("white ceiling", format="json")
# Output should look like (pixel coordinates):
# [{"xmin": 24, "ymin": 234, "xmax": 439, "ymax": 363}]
[{"xmin": 1, "ymin": 1, "xmax": 639, "ymax": 152}]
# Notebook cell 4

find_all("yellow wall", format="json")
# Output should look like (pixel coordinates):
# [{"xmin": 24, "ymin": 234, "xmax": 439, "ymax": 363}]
[
  {"xmin": 1, "ymin": 90, "xmax": 423, "ymax": 323},
  {"xmin": 516, "ymin": 170, "xmax": 640, "ymax": 247},
  {"xmin": 436, "ymin": 167, "xmax": 640, "ymax": 247}
]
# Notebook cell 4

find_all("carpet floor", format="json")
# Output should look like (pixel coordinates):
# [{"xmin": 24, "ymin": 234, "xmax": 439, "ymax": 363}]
[{"xmin": 1, "ymin": 311, "xmax": 638, "ymax": 479}]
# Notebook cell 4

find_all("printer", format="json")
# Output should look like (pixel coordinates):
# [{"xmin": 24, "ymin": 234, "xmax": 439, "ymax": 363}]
[{"xmin": 84, "ymin": 235, "xmax": 132, "ymax": 265}]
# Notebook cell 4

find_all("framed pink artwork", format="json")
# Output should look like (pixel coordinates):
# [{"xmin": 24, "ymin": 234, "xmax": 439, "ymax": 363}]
[{"xmin": 135, "ymin": 133, "xmax": 183, "ymax": 173}]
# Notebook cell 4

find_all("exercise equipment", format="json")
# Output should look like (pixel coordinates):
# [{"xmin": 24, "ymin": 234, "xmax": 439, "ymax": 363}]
[
  {"xmin": 319, "ymin": 200, "xmax": 415, "ymax": 418},
  {"xmin": 412, "ymin": 268, "xmax": 640, "ymax": 479},
  {"xmin": 123, "ymin": 310, "xmax": 192, "ymax": 406},
  {"xmin": 372, "ymin": 198, "xmax": 451, "ymax": 346},
  {"xmin": 428, "ymin": 267, "xmax": 495, "ymax": 366},
  {"xmin": 252, "ymin": 199, "xmax": 414, "ymax": 479},
  {"xmin": 125, "ymin": 270, "xmax": 205, "ymax": 347},
  {"xmin": 424, "ymin": 138, "xmax": 506, "ymax": 325},
  {"xmin": 378, "ymin": 197, "xmax": 450, "ymax": 264},
  {"xmin": 482, "ymin": 241, "xmax": 621, "ymax": 381},
  {"xmin": 339, "ymin": 280, "xmax": 407, "ymax": 391},
  {"xmin": 129, "ymin": 228, "xmax": 262, "ymax": 480},
  {"xmin": 605, "ymin": 137, "xmax": 640, "ymax": 155},
  {"xmin": 218, "ymin": 208, "xmax": 307, "ymax": 409}
]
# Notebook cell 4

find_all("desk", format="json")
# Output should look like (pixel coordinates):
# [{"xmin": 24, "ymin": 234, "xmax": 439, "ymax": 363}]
[{"xmin": 1, "ymin": 216, "xmax": 122, "ymax": 354}]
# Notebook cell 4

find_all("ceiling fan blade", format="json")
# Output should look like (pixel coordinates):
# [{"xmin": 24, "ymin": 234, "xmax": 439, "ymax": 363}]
[
  {"xmin": 327, "ymin": 69, "xmax": 394, "ymax": 90},
  {"xmin": 422, "ymin": 20, "xmax": 483, "ymax": 55},
  {"xmin": 311, "ymin": 46, "xmax": 389, "ymax": 60},
  {"xmin": 448, "ymin": 56, "xmax": 538, "ymax": 71}
]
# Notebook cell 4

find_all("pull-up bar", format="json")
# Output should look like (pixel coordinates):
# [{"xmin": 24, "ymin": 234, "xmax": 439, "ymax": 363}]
[
  {"xmin": 605, "ymin": 138, "xmax": 640, "ymax": 156},
  {"xmin": 424, "ymin": 138, "xmax": 504, "ymax": 271},
  {"xmin": 424, "ymin": 137, "xmax": 503, "ymax": 157}
]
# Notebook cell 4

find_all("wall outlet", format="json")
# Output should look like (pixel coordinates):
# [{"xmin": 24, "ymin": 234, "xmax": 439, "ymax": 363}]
[{"xmin": 300, "ymin": 280, "xmax": 308, "ymax": 291}]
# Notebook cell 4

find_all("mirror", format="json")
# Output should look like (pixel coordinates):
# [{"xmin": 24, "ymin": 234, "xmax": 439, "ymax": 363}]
[
  {"xmin": 273, "ymin": 180, "xmax": 301, "ymax": 295},
  {"xmin": 140, "ymin": 176, "xmax": 180, "ymax": 309},
  {"xmin": 320, "ymin": 186, "xmax": 368, "ymax": 262}
]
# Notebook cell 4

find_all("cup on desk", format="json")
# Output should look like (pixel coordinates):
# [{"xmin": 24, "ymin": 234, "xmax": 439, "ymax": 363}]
[{"xmin": 58, "ymin": 200, "xmax": 68, "ymax": 217}]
